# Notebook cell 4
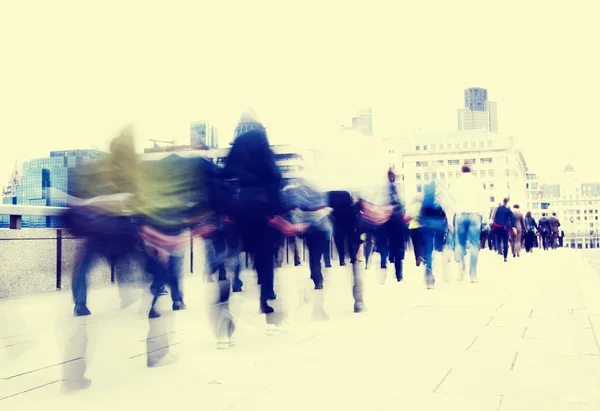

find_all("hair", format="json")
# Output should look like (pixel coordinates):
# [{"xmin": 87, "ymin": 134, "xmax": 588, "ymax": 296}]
[
  {"xmin": 513, "ymin": 204, "xmax": 520, "ymax": 209},
  {"xmin": 526, "ymin": 211, "xmax": 532, "ymax": 217},
  {"xmin": 552, "ymin": 212, "xmax": 556, "ymax": 216},
  {"xmin": 388, "ymin": 168, "xmax": 396, "ymax": 181},
  {"xmin": 542, "ymin": 212, "xmax": 546, "ymax": 216},
  {"xmin": 503, "ymin": 198, "xmax": 509, "ymax": 204},
  {"xmin": 461, "ymin": 165, "xmax": 471, "ymax": 173}
]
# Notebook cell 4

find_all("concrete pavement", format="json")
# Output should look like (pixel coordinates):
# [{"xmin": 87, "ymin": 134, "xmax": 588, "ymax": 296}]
[{"xmin": 2, "ymin": 248, "xmax": 600, "ymax": 410}]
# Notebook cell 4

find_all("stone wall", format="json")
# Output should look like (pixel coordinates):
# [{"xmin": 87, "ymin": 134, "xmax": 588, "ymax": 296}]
[{"xmin": 0, "ymin": 229, "xmax": 207, "ymax": 299}]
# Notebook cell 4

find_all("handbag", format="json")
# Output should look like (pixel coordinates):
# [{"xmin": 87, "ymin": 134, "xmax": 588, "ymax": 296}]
[{"xmin": 62, "ymin": 205, "xmax": 131, "ymax": 238}]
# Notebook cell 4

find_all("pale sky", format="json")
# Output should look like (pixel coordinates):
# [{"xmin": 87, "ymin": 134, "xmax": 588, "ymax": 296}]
[{"xmin": 1, "ymin": 0, "xmax": 599, "ymax": 184}]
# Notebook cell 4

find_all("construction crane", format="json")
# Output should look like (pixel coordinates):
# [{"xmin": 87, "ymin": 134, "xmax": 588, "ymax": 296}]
[{"xmin": 149, "ymin": 139, "xmax": 175, "ymax": 148}]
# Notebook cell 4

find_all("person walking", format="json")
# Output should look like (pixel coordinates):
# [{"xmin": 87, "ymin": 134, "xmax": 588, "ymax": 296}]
[
  {"xmin": 448, "ymin": 165, "xmax": 486, "ymax": 282},
  {"xmin": 491, "ymin": 198, "xmax": 516, "ymax": 262},
  {"xmin": 549, "ymin": 212, "xmax": 561, "ymax": 249},
  {"xmin": 524, "ymin": 211, "xmax": 538, "ymax": 253},
  {"xmin": 538, "ymin": 213, "xmax": 551, "ymax": 250},
  {"xmin": 510, "ymin": 204, "xmax": 526, "ymax": 258}
]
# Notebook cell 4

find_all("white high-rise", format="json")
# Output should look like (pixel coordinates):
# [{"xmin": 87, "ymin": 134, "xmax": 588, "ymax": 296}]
[{"xmin": 458, "ymin": 88, "xmax": 498, "ymax": 133}]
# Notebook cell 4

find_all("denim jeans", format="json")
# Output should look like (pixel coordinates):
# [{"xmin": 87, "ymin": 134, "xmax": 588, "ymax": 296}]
[
  {"xmin": 148, "ymin": 253, "xmax": 184, "ymax": 303},
  {"xmin": 454, "ymin": 213, "xmax": 482, "ymax": 277}
]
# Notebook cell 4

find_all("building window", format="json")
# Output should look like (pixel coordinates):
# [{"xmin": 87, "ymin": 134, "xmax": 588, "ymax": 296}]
[
  {"xmin": 448, "ymin": 159, "xmax": 460, "ymax": 165},
  {"xmin": 424, "ymin": 173, "xmax": 430, "ymax": 181},
  {"xmin": 506, "ymin": 169, "xmax": 510, "ymax": 177},
  {"xmin": 490, "ymin": 183, "xmax": 495, "ymax": 190},
  {"xmin": 487, "ymin": 140, "xmax": 492, "ymax": 147},
  {"xmin": 479, "ymin": 140, "xmax": 484, "ymax": 148},
  {"xmin": 435, "ymin": 160, "xmax": 444, "ymax": 166},
  {"xmin": 533, "ymin": 203, "xmax": 539, "ymax": 209},
  {"xmin": 585, "ymin": 210, "xmax": 588, "ymax": 214},
  {"xmin": 456, "ymin": 171, "xmax": 461, "ymax": 178},
  {"xmin": 432, "ymin": 172, "xmax": 438, "ymax": 179},
  {"xmin": 416, "ymin": 173, "xmax": 422, "ymax": 181},
  {"xmin": 489, "ymin": 170, "xmax": 494, "ymax": 177},
  {"xmin": 464, "ymin": 159, "xmax": 476, "ymax": 165},
  {"xmin": 483, "ymin": 183, "xmax": 487, "ymax": 190},
  {"xmin": 577, "ymin": 210, "xmax": 580, "ymax": 214},
  {"xmin": 480, "ymin": 158, "xmax": 493, "ymax": 164},
  {"xmin": 424, "ymin": 145, "xmax": 428, "ymax": 151},
  {"xmin": 448, "ymin": 172, "xmax": 453, "ymax": 179},
  {"xmin": 471, "ymin": 141, "xmax": 477, "ymax": 148},
  {"xmin": 440, "ymin": 172, "xmax": 445, "ymax": 179},
  {"xmin": 455, "ymin": 143, "xmax": 460, "ymax": 149},
  {"xmin": 463, "ymin": 142, "xmax": 468, "ymax": 148},
  {"xmin": 439, "ymin": 143, "xmax": 444, "ymax": 150},
  {"xmin": 416, "ymin": 145, "xmax": 420, "ymax": 151},
  {"xmin": 431, "ymin": 143, "xmax": 437, "ymax": 151},
  {"xmin": 490, "ymin": 196, "xmax": 495, "ymax": 203},
  {"xmin": 481, "ymin": 170, "xmax": 486, "ymax": 178},
  {"xmin": 417, "ymin": 184, "xmax": 422, "ymax": 193}
]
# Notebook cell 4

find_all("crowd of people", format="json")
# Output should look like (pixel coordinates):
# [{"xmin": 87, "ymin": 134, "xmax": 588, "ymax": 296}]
[{"xmin": 60, "ymin": 110, "xmax": 564, "ymax": 383}]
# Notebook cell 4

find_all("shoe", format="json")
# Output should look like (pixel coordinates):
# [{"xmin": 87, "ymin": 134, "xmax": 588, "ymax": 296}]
[
  {"xmin": 158, "ymin": 287, "xmax": 168, "ymax": 295},
  {"xmin": 172, "ymin": 301, "xmax": 187, "ymax": 311},
  {"xmin": 61, "ymin": 378, "xmax": 92, "ymax": 393},
  {"xmin": 232, "ymin": 286, "xmax": 242, "ymax": 293},
  {"xmin": 74, "ymin": 305, "xmax": 91, "ymax": 317},
  {"xmin": 354, "ymin": 302, "xmax": 366, "ymax": 313},
  {"xmin": 260, "ymin": 302, "xmax": 274, "ymax": 314},
  {"xmin": 147, "ymin": 353, "xmax": 179, "ymax": 368},
  {"xmin": 148, "ymin": 308, "xmax": 161, "ymax": 319},
  {"xmin": 470, "ymin": 276, "xmax": 478, "ymax": 283},
  {"xmin": 425, "ymin": 274, "xmax": 435, "ymax": 289},
  {"xmin": 396, "ymin": 275, "xmax": 403, "ymax": 282},
  {"xmin": 314, "ymin": 281, "xmax": 324, "ymax": 290},
  {"xmin": 216, "ymin": 336, "xmax": 235, "ymax": 350},
  {"xmin": 325, "ymin": 264, "xmax": 332, "ymax": 268},
  {"xmin": 504, "ymin": 258, "xmax": 507, "ymax": 262}
]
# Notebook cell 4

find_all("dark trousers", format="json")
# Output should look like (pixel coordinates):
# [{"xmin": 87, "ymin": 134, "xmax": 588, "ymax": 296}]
[
  {"xmin": 323, "ymin": 234, "xmax": 332, "ymax": 267},
  {"xmin": 72, "ymin": 236, "xmax": 137, "ymax": 306},
  {"xmin": 493, "ymin": 226, "xmax": 509, "ymax": 259},
  {"xmin": 148, "ymin": 253, "xmax": 184, "ymax": 303},
  {"xmin": 410, "ymin": 228, "xmax": 424, "ymax": 263},
  {"xmin": 525, "ymin": 231, "xmax": 535, "ymax": 252},
  {"xmin": 306, "ymin": 229, "xmax": 327, "ymax": 287},
  {"xmin": 333, "ymin": 222, "xmax": 358, "ymax": 265},
  {"xmin": 377, "ymin": 221, "xmax": 406, "ymax": 280}
]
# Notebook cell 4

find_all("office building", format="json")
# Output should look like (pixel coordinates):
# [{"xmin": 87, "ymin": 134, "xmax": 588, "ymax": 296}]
[
  {"xmin": 458, "ymin": 88, "xmax": 498, "ymax": 133},
  {"xmin": 191, "ymin": 121, "xmax": 219, "ymax": 148},
  {"xmin": 390, "ymin": 129, "xmax": 528, "ymax": 219},
  {"xmin": 341, "ymin": 108, "xmax": 373, "ymax": 136},
  {"xmin": 525, "ymin": 173, "xmax": 544, "ymax": 220},
  {"xmin": 540, "ymin": 164, "xmax": 600, "ymax": 249}
]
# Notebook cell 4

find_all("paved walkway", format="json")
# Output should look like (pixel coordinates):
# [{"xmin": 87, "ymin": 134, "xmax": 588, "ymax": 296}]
[{"xmin": 2, "ymin": 248, "xmax": 600, "ymax": 410}]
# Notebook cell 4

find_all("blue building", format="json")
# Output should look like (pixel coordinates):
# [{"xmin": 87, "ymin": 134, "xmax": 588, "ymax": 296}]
[
  {"xmin": 464, "ymin": 87, "xmax": 488, "ymax": 111},
  {"xmin": 0, "ymin": 149, "xmax": 100, "ymax": 228}
]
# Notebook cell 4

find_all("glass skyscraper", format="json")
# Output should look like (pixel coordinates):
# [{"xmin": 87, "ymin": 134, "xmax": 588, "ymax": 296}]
[
  {"xmin": 0, "ymin": 149, "xmax": 99, "ymax": 228},
  {"xmin": 464, "ymin": 87, "xmax": 488, "ymax": 111}
]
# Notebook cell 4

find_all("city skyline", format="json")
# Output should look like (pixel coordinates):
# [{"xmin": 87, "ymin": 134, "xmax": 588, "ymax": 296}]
[{"xmin": 2, "ymin": 1, "xmax": 599, "ymax": 185}]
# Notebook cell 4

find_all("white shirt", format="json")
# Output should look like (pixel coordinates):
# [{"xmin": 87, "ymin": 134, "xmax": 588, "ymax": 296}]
[{"xmin": 448, "ymin": 173, "xmax": 488, "ymax": 218}]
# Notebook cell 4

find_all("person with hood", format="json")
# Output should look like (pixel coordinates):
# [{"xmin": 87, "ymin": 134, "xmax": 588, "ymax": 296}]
[
  {"xmin": 491, "ymin": 198, "xmax": 516, "ymax": 262},
  {"xmin": 222, "ymin": 110, "xmax": 307, "ymax": 319},
  {"xmin": 509, "ymin": 204, "xmax": 526, "ymax": 258}
]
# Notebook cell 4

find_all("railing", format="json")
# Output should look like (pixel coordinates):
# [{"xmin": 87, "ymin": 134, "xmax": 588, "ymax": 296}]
[
  {"xmin": 0, "ymin": 204, "xmax": 66, "ymax": 229},
  {"xmin": 0, "ymin": 204, "xmax": 339, "ymax": 298}
]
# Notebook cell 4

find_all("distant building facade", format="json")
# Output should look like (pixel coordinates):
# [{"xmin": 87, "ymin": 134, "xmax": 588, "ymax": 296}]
[
  {"xmin": 458, "ymin": 88, "xmax": 498, "ymax": 133},
  {"xmin": 341, "ymin": 108, "xmax": 373, "ymax": 136},
  {"xmin": 191, "ymin": 121, "xmax": 219, "ymax": 148}
]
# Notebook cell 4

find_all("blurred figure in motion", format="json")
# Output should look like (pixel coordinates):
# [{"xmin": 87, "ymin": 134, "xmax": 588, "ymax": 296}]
[
  {"xmin": 328, "ymin": 190, "xmax": 359, "ymax": 267},
  {"xmin": 449, "ymin": 165, "xmax": 485, "ymax": 282},
  {"xmin": 408, "ymin": 195, "xmax": 424, "ymax": 266},
  {"xmin": 549, "ymin": 212, "xmax": 561, "ymax": 249},
  {"xmin": 524, "ymin": 211, "xmax": 538, "ymax": 253},
  {"xmin": 64, "ymin": 126, "xmax": 141, "ymax": 317},
  {"xmin": 491, "ymin": 198, "xmax": 516, "ymax": 262},
  {"xmin": 374, "ymin": 169, "xmax": 408, "ymax": 283},
  {"xmin": 223, "ymin": 111, "xmax": 307, "ymax": 323},
  {"xmin": 510, "ymin": 204, "xmax": 526, "ymax": 258},
  {"xmin": 282, "ymin": 178, "xmax": 332, "ymax": 320},
  {"xmin": 417, "ymin": 172, "xmax": 453, "ymax": 288}
]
